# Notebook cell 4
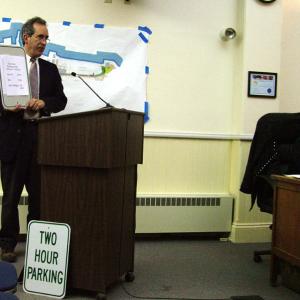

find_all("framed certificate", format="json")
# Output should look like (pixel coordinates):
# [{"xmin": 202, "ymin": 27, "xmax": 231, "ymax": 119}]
[
  {"xmin": 0, "ymin": 45, "xmax": 31, "ymax": 109},
  {"xmin": 248, "ymin": 71, "xmax": 277, "ymax": 98}
]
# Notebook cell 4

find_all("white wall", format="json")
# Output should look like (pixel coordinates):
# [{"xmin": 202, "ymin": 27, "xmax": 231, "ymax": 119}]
[
  {"xmin": 144, "ymin": 0, "xmax": 239, "ymax": 134},
  {"xmin": 241, "ymin": 0, "xmax": 282, "ymax": 133},
  {"xmin": 280, "ymin": 0, "xmax": 300, "ymax": 112}
]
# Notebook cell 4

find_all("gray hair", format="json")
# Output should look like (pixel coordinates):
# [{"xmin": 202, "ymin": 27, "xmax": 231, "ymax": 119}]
[{"xmin": 21, "ymin": 16, "xmax": 47, "ymax": 45}]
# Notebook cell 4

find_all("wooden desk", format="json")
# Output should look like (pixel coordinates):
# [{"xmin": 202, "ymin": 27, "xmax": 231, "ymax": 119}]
[{"xmin": 271, "ymin": 175, "xmax": 300, "ymax": 286}]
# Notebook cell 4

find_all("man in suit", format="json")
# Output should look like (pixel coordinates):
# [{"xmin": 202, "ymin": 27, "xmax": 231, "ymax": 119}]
[{"xmin": 0, "ymin": 17, "xmax": 67, "ymax": 261}]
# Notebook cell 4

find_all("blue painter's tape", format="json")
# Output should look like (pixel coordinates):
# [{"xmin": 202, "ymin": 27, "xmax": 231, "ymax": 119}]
[
  {"xmin": 145, "ymin": 66, "xmax": 149, "ymax": 74},
  {"xmin": 94, "ymin": 24, "xmax": 104, "ymax": 28},
  {"xmin": 144, "ymin": 101, "xmax": 149, "ymax": 123},
  {"xmin": 2, "ymin": 17, "xmax": 11, "ymax": 22},
  {"xmin": 138, "ymin": 26, "xmax": 152, "ymax": 35},
  {"xmin": 139, "ymin": 32, "xmax": 149, "ymax": 44},
  {"xmin": 63, "ymin": 21, "xmax": 71, "ymax": 26}
]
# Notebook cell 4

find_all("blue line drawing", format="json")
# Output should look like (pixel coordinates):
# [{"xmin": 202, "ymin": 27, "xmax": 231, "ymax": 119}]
[
  {"xmin": 62, "ymin": 21, "xmax": 71, "ymax": 26},
  {"xmin": 0, "ymin": 22, "xmax": 23, "ymax": 45},
  {"xmin": 0, "ymin": 22, "xmax": 123, "ymax": 67},
  {"xmin": 144, "ymin": 101, "xmax": 149, "ymax": 123},
  {"xmin": 138, "ymin": 32, "xmax": 149, "ymax": 43},
  {"xmin": 94, "ymin": 24, "xmax": 104, "ymax": 29},
  {"xmin": 43, "ymin": 44, "xmax": 123, "ymax": 67},
  {"xmin": 2, "ymin": 17, "xmax": 12, "ymax": 23},
  {"xmin": 138, "ymin": 26, "xmax": 152, "ymax": 35}
]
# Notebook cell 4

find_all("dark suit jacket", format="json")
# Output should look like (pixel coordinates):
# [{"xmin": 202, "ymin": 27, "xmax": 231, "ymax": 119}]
[{"xmin": 0, "ymin": 58, "xmax": 67, "ymax": 162}]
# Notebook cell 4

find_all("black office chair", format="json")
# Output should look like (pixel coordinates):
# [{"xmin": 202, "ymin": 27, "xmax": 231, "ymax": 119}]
[
  {"xmin": 240, "ymin": 113, "xmax": 300, "ymax": 263},
  {"xmin": 253, "ymin": 175, "xmax": 274, "ymax": 263}
]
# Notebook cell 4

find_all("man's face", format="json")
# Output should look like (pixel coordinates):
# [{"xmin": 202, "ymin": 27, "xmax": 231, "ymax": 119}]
[{"xmin": 23, "ymin": 23, "xmax": 49, "ymax": 58}]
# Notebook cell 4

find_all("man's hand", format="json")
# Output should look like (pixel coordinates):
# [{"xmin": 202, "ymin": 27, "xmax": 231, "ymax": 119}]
[
  {"xmin": 26, "ymin": 98, "xmax": 45, "ymax": 111},
  {"xmin": 10, "ymin": 104, "xmax": 23, "ymax": 112}
]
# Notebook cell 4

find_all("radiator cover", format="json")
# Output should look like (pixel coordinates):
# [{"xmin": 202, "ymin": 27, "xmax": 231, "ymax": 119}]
[{"xmin": 136, "ymin": 195, "xmax": 233, "ymax": 233}]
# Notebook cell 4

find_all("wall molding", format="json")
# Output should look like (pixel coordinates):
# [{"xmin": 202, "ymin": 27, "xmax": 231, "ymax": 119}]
[
  {"xmin": 230, "ymin": 222, "xmax": 272, "ymax": 243},
  {"xmin": 232, "ymin": 222, "xmax": 272, "ymax": 228},
  {"xmin": 144, "ymin": 131, "xmax": 253, "ymax": 141}
]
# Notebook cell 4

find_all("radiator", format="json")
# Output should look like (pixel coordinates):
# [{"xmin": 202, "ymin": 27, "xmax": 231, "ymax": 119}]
[
  {"xmin": 0, "ymin": 195, "xmax": 234, "ymax": 234},
  {"xmin": 136, "ymin": 195, "xmax": 233, "ymax": 233}
]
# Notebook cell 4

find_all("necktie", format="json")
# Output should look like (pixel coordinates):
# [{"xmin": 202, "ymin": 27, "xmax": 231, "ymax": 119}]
[
  {"xmin": 24, "ymin": 58, "xmax": 40, "ymax": 119},
  {"xmin": 30, "ymin": 58, "xmax": 39, "ymax": 99}
]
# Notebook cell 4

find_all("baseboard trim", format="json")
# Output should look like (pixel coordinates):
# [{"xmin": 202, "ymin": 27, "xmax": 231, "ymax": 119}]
[
  {"xmin": 230, "ymin": 222, "xmax": 272, "ymax": 243},
  {"xmin": 135, "ymin": 232, "xmax": 230, "ymax": 240}
]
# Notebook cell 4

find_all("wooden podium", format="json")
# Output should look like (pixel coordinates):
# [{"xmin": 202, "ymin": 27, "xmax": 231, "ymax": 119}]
[{"xmin": 37, "ymin": 108, "xmax": 144, "ymax": 298}]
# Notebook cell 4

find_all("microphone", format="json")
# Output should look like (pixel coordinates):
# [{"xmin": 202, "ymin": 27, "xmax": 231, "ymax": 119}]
[{"xmin": 71, "ymin": 72, "xmax": 113, "ymax": 108}]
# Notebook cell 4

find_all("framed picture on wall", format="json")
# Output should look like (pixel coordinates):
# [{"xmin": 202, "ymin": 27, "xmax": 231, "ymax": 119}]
[{"xmin": 248, "ymin": 71, "xmax": 277, "ymax": 98}]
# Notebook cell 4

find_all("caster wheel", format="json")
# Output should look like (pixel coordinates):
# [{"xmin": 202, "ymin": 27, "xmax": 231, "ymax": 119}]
[
  {"xmin": 96, "ymin": 293, "xmax": 106, "ymax": 300},
  {"xmin": 125, "ymin": 272, "xmax": 135, "ymax": 282},
  {"xmin": 254, "ymin": 254, "xmax": 262, "ymax": 263}
]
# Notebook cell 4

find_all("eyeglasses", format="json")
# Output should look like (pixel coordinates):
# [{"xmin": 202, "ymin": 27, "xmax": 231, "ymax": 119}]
[{"xmin": 32, "ymin": 34, "xmax": 50, "ymax": 43}]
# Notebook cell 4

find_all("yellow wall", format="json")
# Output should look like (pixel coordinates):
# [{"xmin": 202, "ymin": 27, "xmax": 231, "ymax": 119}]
[
  {"xmin": 138, "ymin": 138, "xmax": 231, "ymax": 194},
  {"xmin": 280, "ymin": 0, "xmax": 300, "ymax": 112},
  {"xmin": 136, "ymin": 137, "xmax": 272, "ymax": 243}
]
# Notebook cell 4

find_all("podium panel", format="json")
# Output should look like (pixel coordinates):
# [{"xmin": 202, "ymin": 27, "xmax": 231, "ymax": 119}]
[{"xmin": 38, "ymin": 108, "xmax": 144, "ymax": 294}]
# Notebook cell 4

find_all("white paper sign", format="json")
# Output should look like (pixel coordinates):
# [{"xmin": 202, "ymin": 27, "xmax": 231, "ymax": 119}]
[
  {"xmin": 0, "ymin": 54, "xmax": 29, "ymax": 96},
  {"xmin": 23, "ymin": 221, "xmax": 71, "ymax": 299}
]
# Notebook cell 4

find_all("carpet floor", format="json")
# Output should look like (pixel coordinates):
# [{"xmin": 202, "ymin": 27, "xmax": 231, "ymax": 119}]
[{"xmin": 8, "ymin": 239, "xmax": 300, "ymax": 300}]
